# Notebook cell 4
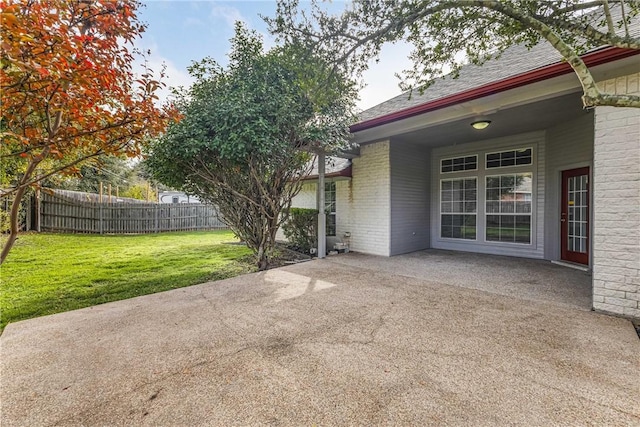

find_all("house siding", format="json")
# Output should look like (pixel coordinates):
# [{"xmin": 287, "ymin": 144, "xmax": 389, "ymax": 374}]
[
  {"xmin": 390, "ymin": 142, "xmax": 430, "ymax": 255},
  {"xmin": 430, "ymin": 131, "xmax": 546, "ymax": 258},
  {"xmin": 349, "ymin": 141, "xmax": 391, "ymax": 256},
  {"xmin": 544, "ymin": 111, "xmax": 595, "ymax": 262},
  {"xmin": 592, "ymin": 73, "xmax": 640, "ymax": 319}
]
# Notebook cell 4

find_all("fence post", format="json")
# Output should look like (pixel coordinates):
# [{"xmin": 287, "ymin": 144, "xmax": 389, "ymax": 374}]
[
  {"xmin": 35, "ymin": 188, "xmax": 41, "ymax": 232},
  {"xmin": 99, "ymin": 203, "xmax": 104, "ymax": 234},
  {"xmin": 155, "ymin": 203, "xmax": 159, "ymax": 233}
]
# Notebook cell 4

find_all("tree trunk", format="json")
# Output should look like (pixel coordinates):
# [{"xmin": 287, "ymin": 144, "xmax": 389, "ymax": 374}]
[
  {"xmin": 0, "ymin": 186, "xmax": 27, "ymax": 265},
  {"xmin": 256, "ymin": 244, "xmax": 269, "ymax": 271}
]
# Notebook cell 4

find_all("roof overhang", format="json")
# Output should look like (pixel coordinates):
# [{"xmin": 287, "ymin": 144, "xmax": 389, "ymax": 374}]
[
  {"xmin": 350, "ymin": 47, "xmax": 639, "ymax": 140},
  {"xmin": 302, "ymin": 165, "xmax": 352, "ymax": 181}
]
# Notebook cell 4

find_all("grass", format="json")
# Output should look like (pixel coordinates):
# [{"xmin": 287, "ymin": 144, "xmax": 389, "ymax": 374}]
[{"xmin": 0, "ymin": 231, "xmax": 256, "ymax": 332}]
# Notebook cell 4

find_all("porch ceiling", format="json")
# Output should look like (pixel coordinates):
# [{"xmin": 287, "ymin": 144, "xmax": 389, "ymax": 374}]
[{"xmin": 393, "ymin": 91, "xmax": 586, "ymax": 147}]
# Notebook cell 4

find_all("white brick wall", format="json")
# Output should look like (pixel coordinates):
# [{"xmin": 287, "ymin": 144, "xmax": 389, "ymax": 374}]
[
  {"xmin": 592, "ymin": 72, "xmax": 640, "ymax": 319},
  {"xmin": 348, "ymin": 141, "xmax": 391, "ymax": 256}
]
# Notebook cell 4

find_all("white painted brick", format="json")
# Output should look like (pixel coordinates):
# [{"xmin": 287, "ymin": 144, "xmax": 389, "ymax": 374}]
[
  {"xmin": 622, "ymin": 306, "xmax": 640, "ymax": 318},
  {"xmin": 348, "ymin": 141, "xmax": 391, "ymax": 256},
  {"xmin": 593, "ymin": 295, "xmax": 605, "ymax": 303},
  {"xmin": 626, "ymin": 292, "xmax": 640, "ymax": 302},
  {"xmin": 593, "ymin": 72, "xmax": 640, "ymax": 319},
  {"xmin": 594, "ymin": 287, "xmax": 626, "ymax": 298},
  {"xmin": 603, "ymin": 296, "xmax": 638, "ymax": 308},
  {"xmin": 593, "ymin": 301, "xmax": 623, "ymax": 314},
  {"xmin": 604, "ymin": 281, "xmax": 639, "ymax": 293}
]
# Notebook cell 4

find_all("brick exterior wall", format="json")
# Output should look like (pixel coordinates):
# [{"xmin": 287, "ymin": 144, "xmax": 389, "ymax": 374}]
[
  {"xmin": 592, "ymin": 72, "xmax": 640, "ymax": 319},
  {"xmin": 276, "ymin": 141, "xmax": 391, "ymax": 256},
  {"xmin": 349, "ymin": 141, "xmax": 391, "ymax": 256}
]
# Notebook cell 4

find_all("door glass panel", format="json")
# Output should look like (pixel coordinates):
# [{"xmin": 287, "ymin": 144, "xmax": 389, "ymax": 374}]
[{"xmin": 567, "ymin": 175, "xmax": 588, "ymax": 254}]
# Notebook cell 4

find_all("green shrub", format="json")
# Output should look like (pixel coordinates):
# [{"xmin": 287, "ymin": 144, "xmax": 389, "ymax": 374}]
[{"xmin": 282, "ymin": 208, "xmax": 318, "ymax": 254}]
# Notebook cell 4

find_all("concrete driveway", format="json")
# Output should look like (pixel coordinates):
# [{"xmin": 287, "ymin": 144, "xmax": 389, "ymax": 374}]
[{"xmin": 2, "ymin": 252, "xmax": 639, "ymax": 426}]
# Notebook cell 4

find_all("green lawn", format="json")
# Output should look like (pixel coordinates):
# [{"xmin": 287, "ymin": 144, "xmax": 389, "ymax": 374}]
[{"xmin": 0, "ymin": 231, "xmax": 255, "ymax": 332}]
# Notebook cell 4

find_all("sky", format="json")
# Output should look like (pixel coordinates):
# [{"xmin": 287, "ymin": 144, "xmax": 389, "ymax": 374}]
[{"xmin": 135, "ymin": 0, "xmax": 414, "ymax": 111}]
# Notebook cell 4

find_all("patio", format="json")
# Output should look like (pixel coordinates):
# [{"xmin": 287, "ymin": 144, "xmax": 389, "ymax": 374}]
[
  {"xmin": 2, "ymin": 252, "xmax": 637, "ymax": 426},
  {"xmin": 329, "ymin": 249, "xmax": 593, "ymax": 310}
]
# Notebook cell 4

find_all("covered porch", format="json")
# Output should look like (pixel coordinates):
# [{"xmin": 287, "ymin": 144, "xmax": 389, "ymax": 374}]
[{"xmin": 329, "ymin": 249, "xmax": 592, "ymax": 311}]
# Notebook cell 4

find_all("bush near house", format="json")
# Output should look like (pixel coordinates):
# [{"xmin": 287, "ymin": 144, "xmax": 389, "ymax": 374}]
[{"xmin": 282, "ymin": 208, "xmax": 318, "ymax": 254}]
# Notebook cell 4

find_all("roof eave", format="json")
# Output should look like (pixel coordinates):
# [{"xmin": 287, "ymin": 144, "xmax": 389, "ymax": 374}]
[{"xmin": 350, "ymin": 47, "xmax": 638, "ymax": 133}]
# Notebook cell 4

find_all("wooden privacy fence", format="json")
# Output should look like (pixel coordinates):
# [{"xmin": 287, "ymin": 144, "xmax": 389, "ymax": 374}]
[{"xmin": 40, "ymin": 190, "xmax": 227, "ymax": 234}]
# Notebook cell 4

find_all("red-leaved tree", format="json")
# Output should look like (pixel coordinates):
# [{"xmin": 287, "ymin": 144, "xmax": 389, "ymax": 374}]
[{"xmin": 0, "ymin": 0, "xmax": 179, "ymax": 263}]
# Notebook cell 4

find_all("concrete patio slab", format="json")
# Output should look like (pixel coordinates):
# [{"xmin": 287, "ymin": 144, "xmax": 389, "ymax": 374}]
[
  {"xmin": 2, "ymin": 254, "xmax": 638, "ymax": 426},
  {"xmin": 329, "ymin": 249, "xmax": 593, "ymax": 310}
]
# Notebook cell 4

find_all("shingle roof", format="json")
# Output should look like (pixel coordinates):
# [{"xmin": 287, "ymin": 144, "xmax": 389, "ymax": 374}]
[
  {"xmin": 358, "ymin": 42, "xmax": 563, "ymax": 123},
  {"xmin": 357, "ymin": 5, "xmax": 638, "ymax": 125},
  {"xmin": 303, "ymin": 156, "xmax": 351, "ymax": 180}
]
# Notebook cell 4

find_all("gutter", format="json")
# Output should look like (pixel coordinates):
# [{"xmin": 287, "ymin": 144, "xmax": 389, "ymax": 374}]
[{"xmin": 350, "ymin": 47, "xmax": 638, "ymax": 133}]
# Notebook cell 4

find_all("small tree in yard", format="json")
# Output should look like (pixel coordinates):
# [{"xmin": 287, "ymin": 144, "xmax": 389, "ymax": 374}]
[
  {"xmin": 269, "ymin": 0, "xmax": 640, "ymax": 109},
  {"xmin": 0, "ymin": 0, "xmax": 178, "ymax": 264},
  {"xmin": 146, "ymin": 24, "xmax": 356, "ymax": 270}
]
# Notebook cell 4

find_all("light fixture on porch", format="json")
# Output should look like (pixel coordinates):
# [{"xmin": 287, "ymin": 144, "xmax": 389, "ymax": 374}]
[{"xmin": 471, "ymin": 120, "xmax": 491, "ymax": 130}]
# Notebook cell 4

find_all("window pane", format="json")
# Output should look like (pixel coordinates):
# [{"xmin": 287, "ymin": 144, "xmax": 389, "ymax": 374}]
[
  {"xmin": 501, "ymin": 175, "xmax": 515, "ymax": 188},
  {"xmin": 485, "ymin": 173, "xmax": 532, "ymax": 245},
  {"xmin": 465, "ymin": 202, "xmax": 477, "ymax": 213},
  {"xmin": 441, "ymin": 155, "xmax": 477, "ymax": 172},
  {"xmin": 486, "ymin": 201, "xmax": 500, "ymax": 213},
  {"xmin": 441, "ymin": 179, "xmax": 476, "ymax": 240},
  {"xmin": 486, "ymin": 189, "xmax": 500, "ymax": 201},
  {"xmin": 486, "ymin": 229, "xmax": 499, "ymax": 241},
  {"xmin": 515, "ymin": 201, "xmax": 531, "ymax": 213},
  {"xmin": 487, "ymin": 148, "xmax": 532, "ymax": 168},
  {"xmin": 486, "ymin": 177, "xmax": 500, "ymax": 188},
  {"xmin": 327, "ymin": 214, "xmax": 336, "ymax": 236}
]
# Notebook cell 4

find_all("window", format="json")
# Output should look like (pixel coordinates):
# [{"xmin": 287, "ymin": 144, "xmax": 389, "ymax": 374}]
[
  {"xmin": 486, "ymin": 148, "xmax": 532, "ymax": 168},
  {"xmin": 486, "ymin": 173, "xmax": 532, "ymax": 244},
  {"xmin": 441, "ymin": 155, "xmax": 477, "ymax": 173},
  {"xmin": 440, "ymin": 178, "xmax": 477, "ymax": 240},
  {"xmin": 172, "ymin": 196, "xmax": 179, "ymax": 204},
  {"xmin": 325, "ymin": 182, "xmax": 336, "ymax": 236}
]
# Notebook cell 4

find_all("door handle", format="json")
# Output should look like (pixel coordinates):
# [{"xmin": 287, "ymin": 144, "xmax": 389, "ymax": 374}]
[{"xmin": 560, "ymin": 219, "xmax": 566, "ymax": 222}]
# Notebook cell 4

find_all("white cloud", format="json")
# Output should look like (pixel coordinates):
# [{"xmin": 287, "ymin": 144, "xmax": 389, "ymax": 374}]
[{"xmin": 210, "ymin": 5, "xmax": 248, "ymax": 27}]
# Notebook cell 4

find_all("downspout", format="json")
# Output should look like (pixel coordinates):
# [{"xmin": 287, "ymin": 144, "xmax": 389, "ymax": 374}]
[{"xmin": 317, "ymin": 152, "xmax": 326, "ymax": 259}]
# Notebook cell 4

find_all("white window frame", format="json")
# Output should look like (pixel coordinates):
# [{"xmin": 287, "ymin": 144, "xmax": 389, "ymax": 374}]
[
  {"xmin": 484, "ymin": 172, "xmax": 534, "ymax": 245},
  {"xmin": 440, "ymin": 154, "xmax": 478, "ymax": 174},
  {"xmin": 325, "ymin": 181, "xmax": 336, "ymax": 237},
  {"xmin": 439, "ymin": 177, "xmax": 478, "ymax": 241},
  {"xmin": 485, "ymin": 147, "xmax": 533, "ymax": 169}
]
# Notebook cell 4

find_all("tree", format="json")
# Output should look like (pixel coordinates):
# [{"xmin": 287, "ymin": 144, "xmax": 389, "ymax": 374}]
[
  {"xmin": 0, "ymin": 0, "xmax": 178, "ymax": 263},
  {"xmin": 269, "ymin": 0, "xmax": 640, "ymax": 109},
  {"xmin": 146, "ymin": 24, "xmax": 356, "ymax": 270},
  {"xmin": 50, "ymin": 155, "xmax": 134, "ymax": 193}
]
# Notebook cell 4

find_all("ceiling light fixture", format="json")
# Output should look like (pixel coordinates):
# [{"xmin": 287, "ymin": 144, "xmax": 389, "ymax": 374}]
[{"xmin": 471, "ymin": 120, "xmax": 491, "ymax": 130}]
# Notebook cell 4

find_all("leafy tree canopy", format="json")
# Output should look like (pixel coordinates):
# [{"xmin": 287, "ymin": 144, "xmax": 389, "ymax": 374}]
[
  {"xmin": 146, "ymin": 24, "xmax": 356, "ymax": 269},
  {"xmin": 269, "ymin": 0, "xmax": 640, "ymax": 108},
  {"xmin": 0, "ymin": 0, "xmax": 179, "ymax": 264}
]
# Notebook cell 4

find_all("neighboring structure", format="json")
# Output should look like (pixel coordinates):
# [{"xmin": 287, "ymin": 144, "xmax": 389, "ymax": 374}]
[
  {"xmin": 158, "ymin": 191, "xmax": 202, "ymax": 204},
  {"xmin": 285, "ymin": 41, "xmax": 639, "ymax": 319}
]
